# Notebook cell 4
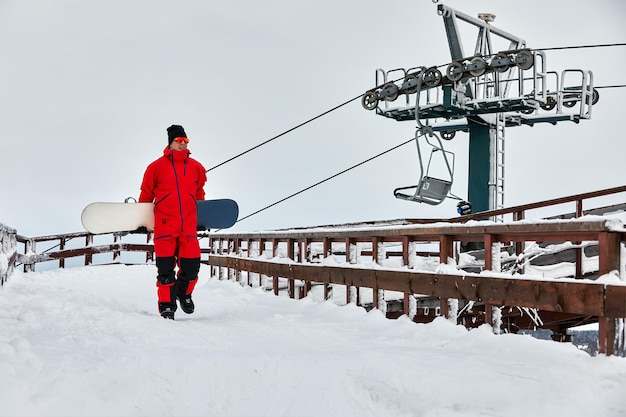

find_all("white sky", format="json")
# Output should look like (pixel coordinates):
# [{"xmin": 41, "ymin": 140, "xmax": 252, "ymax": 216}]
[
  {"xmin": 1, "ymin": 264, "xmax": 625, "ymax": 416},
  {"xmin": 1, "ymin": 0, "xmax": 625, "ymax": 236}
]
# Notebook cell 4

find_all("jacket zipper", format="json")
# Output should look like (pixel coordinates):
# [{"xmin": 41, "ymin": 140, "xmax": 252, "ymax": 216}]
[{"xmin": 171, "ymin": 155, "xmax": 185, "ymax": 232}]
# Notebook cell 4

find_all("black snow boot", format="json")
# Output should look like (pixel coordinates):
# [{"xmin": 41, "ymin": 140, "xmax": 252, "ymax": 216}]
[
  {"xmin": 176, "ymin": 258, "xmax": 199, "ymax": 314},
  {"xmin": 159, "ymin": 303, "xmax": 176, "ymax": 320},
  {"xmin": 178, "ymin": 294, "xmax": 194, "ymax": 314}
]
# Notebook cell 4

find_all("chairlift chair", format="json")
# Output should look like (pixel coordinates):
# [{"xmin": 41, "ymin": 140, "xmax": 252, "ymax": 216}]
[{"xmin": 394, "ymin": 131, "xmax": 455, "ymax": 205}]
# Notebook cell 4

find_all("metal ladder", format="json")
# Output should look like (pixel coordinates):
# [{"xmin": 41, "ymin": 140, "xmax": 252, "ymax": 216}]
[{"xmin": 489, "ymin": 113, "xmax": 505, "ymax": 221}]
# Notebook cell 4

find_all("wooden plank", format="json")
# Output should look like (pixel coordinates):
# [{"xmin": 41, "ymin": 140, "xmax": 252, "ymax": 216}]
[
  {"xmin": 203, "ymin": 219, "xmax": 614, "ymax": 241},
  {"xmin": 450, "ymin": 185, "xmax": 626, "ymax": 223},
  {"xmin": 598, "ymin": 317, "xmax": 615, "ymax": 355},
  {"xmin": 605, "ymin": 285, "xmax": 626, "ymax": 317},
  {"xmin": 484, "ymin": 234, "xmax": 493, "ymax": 271},
  {"xmin": 44, "ymin": 243, "xmax": 154, "ymax": 260},
  {"xmin": 598, "ymin": 232, "xmax": 621, "ymax": 277},
  {"xmin": 209, "ymin": 255, "xmax": 607, "ymax": 316}
]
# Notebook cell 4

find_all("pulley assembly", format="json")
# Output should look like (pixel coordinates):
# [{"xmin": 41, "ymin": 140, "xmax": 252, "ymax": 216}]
[
  {"xmin": 362, "ymin": 49, "xmax": 537, "ymax": 111},
  {"xmin": 362, "ymin": 2, "xmax": 599, "ymax": 213}
]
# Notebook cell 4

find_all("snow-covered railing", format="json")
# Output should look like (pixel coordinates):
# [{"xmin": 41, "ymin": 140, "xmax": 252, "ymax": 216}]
[
  {"xmin": 447, "ymin": 184, "xmax": 626, "ymax": 225},
  {"xmin": 14, "ymin": 231, "xmax": 157, "ymax": 272},
  {"xmin": 6, "ymin": 185, "xmax": 626, "ymax": 355},
  {"xmin": 207, "ymin": 218, "xmax": 626, "ymax": 356},
  {"xmin": 0, "ymin": 222, "xmax": 17, "ymax": 286}
]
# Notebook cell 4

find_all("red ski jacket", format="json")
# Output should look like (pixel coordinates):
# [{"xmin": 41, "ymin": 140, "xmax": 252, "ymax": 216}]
[{"xmin": 139, "ymin": 147, "xmax": 207, "ymax": 236}]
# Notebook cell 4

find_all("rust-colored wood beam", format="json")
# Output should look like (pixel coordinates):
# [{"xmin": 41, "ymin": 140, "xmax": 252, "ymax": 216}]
[{"xmin": 209, "ymin": 255, "xmax": 620, "ymax": 317}]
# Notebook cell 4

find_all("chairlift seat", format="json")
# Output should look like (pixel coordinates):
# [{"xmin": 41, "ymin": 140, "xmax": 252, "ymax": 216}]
[{"xmin": 394, "ymin": 176, "xmax": 452, "ymax": 205}]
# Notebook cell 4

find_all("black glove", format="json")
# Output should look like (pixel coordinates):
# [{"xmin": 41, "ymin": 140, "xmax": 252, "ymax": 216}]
[{"xmin": 133, "ymin": 226, "xmax": 149, "ymax": 234}]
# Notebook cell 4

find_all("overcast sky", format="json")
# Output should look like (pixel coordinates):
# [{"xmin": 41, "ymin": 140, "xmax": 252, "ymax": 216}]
[{"xmin": 1, "ymin": 0, "xmax": 624, "ymax": 236}]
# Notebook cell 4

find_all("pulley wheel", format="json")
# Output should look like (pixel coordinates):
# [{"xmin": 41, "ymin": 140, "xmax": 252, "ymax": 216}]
[
  {"xmin": 361, "ymin": 90, "xmax": 379, "ymax": 110},
  {"xmin": 587, "ymin": 87, "xmax": 600, "ymax": 105},
  {"xmin": 515, "ymin": 50, "xmax": 534, "ymax": 70},
  {"xmin": 446, "ymin": 61, "xmax": 464, "ymax": 82},
  {"xmin": 380, "ymin": 82, "xmax": 399, "ymax": 102},
  {"xmin": 563, "ymin": 99, "xmax": 577, "ymax": 108},
  {"xmin": 441, "ymin": 130, "xmax": 456, "ymax": 140},
  {"xmin": 423, "ymin": 67, "xmax": 442, "ymax": 88},
  {"xmin": 468, "ymin": 57, "xmax": 487, "ymax": 77},
  {"xmin": 400, "ymin": 74, "xmax": 419, "ymax": 94},
  {"xmin": 540, "ymin": 96, "xmax": 556, "ymax": 111},
  {"xmin": 490, "ymin": 53, "xmax": 510, "ymax": 73}
]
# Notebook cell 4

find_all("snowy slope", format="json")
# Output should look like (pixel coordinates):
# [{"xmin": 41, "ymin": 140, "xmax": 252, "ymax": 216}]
[{"xmin": 0, "ymin": 264, "xmax": 625, "ymax": 417}]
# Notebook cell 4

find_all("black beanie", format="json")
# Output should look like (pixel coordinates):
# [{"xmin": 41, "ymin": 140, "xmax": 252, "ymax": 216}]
[{"xmin": 167, "ymin": 124, "xmax": 187, "ymax": 145}]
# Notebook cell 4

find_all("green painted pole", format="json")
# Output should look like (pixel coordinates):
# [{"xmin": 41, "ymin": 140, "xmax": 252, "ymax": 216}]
[{"xmin": 467, "ymin": 120, "xmax": 492, "ymax": 213}]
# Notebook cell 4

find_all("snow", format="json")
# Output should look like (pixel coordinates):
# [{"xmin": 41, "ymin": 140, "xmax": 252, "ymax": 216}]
[
  {"xmin": 0, "ymin": 253, "xmax": 9, "ymax": 278},
  {"xmin": 1, "ymin": 264, "xmax": 625, "ymax": 417}
]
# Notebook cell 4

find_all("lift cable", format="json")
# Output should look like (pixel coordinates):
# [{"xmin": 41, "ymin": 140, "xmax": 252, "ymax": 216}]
[
  {"xmin": 533, "ymin": 42, "xmax": 626, "ymax": 51},
  {"xmin": 222, "ymin": 81, "xmax": 626, "ymax": 226},
  {"xmin": 424, "ymin": 42, "xmax": 626, "ymax": 76},
  {"xmin": 206, "ymin": 95, "xmax": 361, "ymax": 173},
  {"xmin": 595, "ymin": 84, "xmax": 626, "ymax": 89},
  {"xmin": 208, "ymin": 42, "xmax": 626, "ymax": 226},
  {"xmin": 233, "ymin": 137, "xmax": 416, "ymax": 225},
  {"xmin": 207, "ymin": 43, "xmax": 625, "ymax": 175}
]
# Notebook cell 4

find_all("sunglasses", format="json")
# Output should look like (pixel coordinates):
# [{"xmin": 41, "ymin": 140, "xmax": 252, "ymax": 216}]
[{"xmin": 173, "ymin": 137, "xmax": 189, "ymax": 144}]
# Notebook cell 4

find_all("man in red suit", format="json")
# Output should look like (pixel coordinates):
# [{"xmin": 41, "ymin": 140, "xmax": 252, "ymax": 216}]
[{"xmin": 139, "ymin": 125, "xmax": 207, "ymax": 320}]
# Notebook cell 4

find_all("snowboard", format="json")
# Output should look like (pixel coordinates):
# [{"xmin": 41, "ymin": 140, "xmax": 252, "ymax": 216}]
[{"xmin": 81, "ymin": 199, "xmax": 239, "ymax": 234}]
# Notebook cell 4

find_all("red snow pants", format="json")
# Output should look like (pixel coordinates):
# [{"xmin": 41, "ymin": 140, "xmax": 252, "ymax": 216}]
[{"xmin": 155, "ymin": 233, "xmax": 200, "ymax": 313}]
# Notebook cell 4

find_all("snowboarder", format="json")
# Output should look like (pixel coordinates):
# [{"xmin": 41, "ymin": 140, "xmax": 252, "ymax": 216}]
[{"xmin": 139, "ymin": 124, "xmax": 207, "ymax": 319}]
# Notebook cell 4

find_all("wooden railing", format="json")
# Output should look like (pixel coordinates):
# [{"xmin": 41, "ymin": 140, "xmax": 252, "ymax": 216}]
[
  {"xmin": 206, "ymin": 218, "xmax": 626, "ymax": 356},
  {"xmin": 9, "ymin": 185, "xmax": 624, "ymax": 272},
  {"xmin": 420, "ymin": 184, "xmax": 626, "ymax": 224},
  {"xmin": 4, "ymin": 185, "xmax": 626, "ymax": 355},
  {"xmin": 14, "ymin": 231, "xmax": 157, "ymax": 272}
]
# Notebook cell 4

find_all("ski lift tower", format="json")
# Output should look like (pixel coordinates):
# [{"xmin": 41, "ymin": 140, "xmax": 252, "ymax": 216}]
[{"xmin": 362, "ymin": 1, "xmax": 598, "ymax": 216}]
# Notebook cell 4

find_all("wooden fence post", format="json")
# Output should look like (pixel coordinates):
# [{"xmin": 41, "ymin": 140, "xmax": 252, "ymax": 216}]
[
  {"xmin": 372, "ymin": 236, "xmax": 380, "ymax": 310},
  {"xmin": 301, "ymin": 238, "xmax": 312, "ymax": 298},
  {"xmin": 85, "ymin": 234, "xmax": 93, "ymax": 266},
  {"xmin": 24, "ymin": 239, "xmax": 35, "ymax": 272},
  {"xmin": 59, "ymin": 237, "xmax": 66, "ymax": 269},
  {"xmin": 146, "ymin": 232, "xmax": 153, "ymax": 264},
  {"xmin": 323, "ymin": 237, "xmax": 332, "ymax": 300},
  {"xmin": 287, "ymin": 238, "xmax": 295, "ymax": 299},
  {"xmin": 439, "ymin": 235, "xmax": 453, "ymax": 320},
  {"xmin": 272, "ymin": 238, "xmax": 279, "ymax": 296}
]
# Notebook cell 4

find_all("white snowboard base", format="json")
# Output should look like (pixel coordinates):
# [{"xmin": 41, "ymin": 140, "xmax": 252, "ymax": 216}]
[{"xmin": 81, "ymin": 202, "xmax": 155, "ymax": 234}]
